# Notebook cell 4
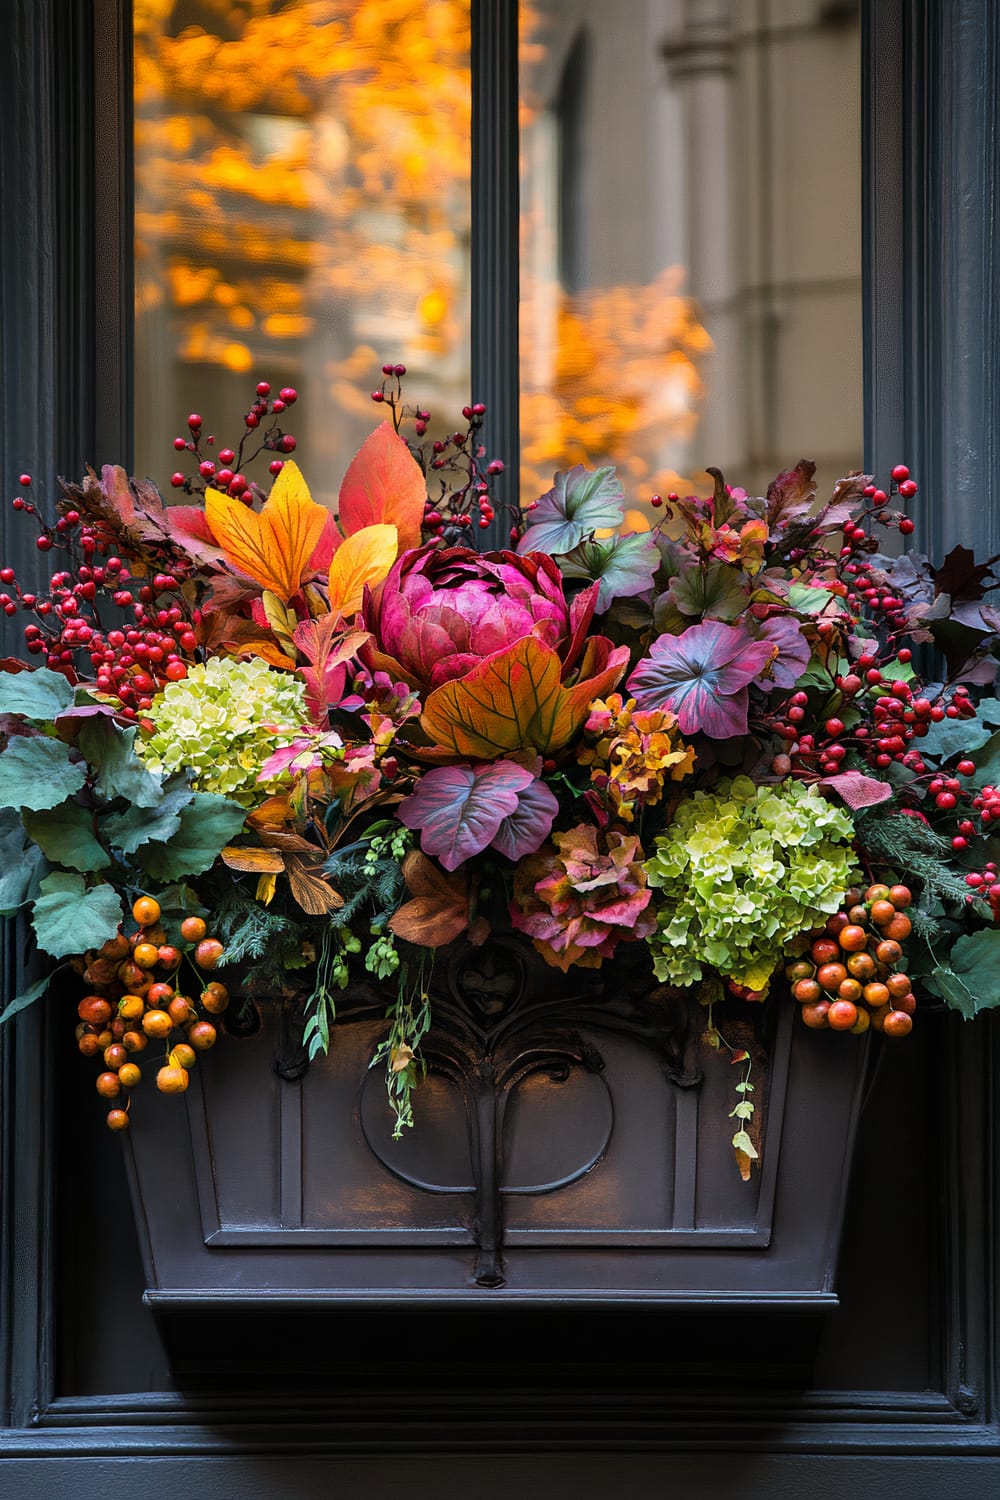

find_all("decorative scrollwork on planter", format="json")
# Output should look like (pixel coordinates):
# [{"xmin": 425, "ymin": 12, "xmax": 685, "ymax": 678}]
[{"xmin": 348, "ymin": 932, "xmax": 706, "ymax": 1287}]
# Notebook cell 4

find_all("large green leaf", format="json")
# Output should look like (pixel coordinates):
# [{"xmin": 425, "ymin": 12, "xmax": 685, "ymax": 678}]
[
  {"xmin": 0, "ymin": 735, "xmax": 87, "ymax": 811},
  {"xmin": 917, "ymin": 714, "xmax": 995, "ymax": 764},
  {"xmin": 31, "ymin": 872, "xmax": 125, "ymax": 958},
  {"xmin": 76, "ymin": 718, "xmax": 163, "ymax": 808},
  {"xmin": 968, "ymin": 729, "xmax": 1000, "ymax": 789},
  {"xmin": 518, "ymin": 465, "xmax": 624, "ymax": 554},
  {"xmin": 0, "ymin": 808, "xmax": 44, "ymax": 914},
  {"xmin": 137, "ymin": 792, "xmax": 248, "ymax": 880},
  {"xmin": 928, "ymin": 928, "xmax": 1000, "ymax": 1019},
  {"xmin": 666, "ymin": 563, "xmax": 749, "ymax": 623},
  {"xmin": 102, "ymin": 781, "xmax": 194, "ymax": 854},
  {"xmin": 558, "ymin": 532, "xmax": 660, "ymax": 612},
  {"xmin": 22, "ymin": 801, "xmax": 112, "ymax": 873},
  {"xmin": 0, "ymin": 667, "xmax": 74, "ymax": 720}
]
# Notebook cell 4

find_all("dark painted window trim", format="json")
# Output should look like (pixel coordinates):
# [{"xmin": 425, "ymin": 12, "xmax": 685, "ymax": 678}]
[{"xmin": 0, "ymin": 0, "xmax": 997, "ymax": 1480}]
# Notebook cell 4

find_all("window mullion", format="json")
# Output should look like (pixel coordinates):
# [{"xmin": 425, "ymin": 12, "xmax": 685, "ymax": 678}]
[{"xmin": 471, "ymin": 0, "xmax": 520, "ymax": 549}]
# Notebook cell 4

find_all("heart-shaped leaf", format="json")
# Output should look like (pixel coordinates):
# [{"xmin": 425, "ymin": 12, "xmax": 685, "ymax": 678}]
[
  {"xmin": 0, "ymin": 666, "xmax": 74, "ymax": 720},
  {"xmin": 32, "ymin": 872, "xmax": 124, "ymax": 958},
  {"xmin": 518, "ymin": 465, "xmax": 624, "ymax": 555},
  {"xmin": 102, "ymin": 781, "xmax": 194, "ymax": 854},
  {"xmin": 490, "ymin": 775, "xmax": 559, "ymax": 861},
  {"xmin": 665, "ymin": 563, "xmax": 749, "ymax": 624},
  {"xmin": 205, "ymin": 460, "xmax": 329, "ymax": 603},
  {"xmin": 558, "ymin": 532, "xmax": 659, "ymax": 612},
  {"xmin": 818, "ymin": 771, "xmax": 893, "ymax": 809},
  {"xmin": 76, "ymin": 719, "xmax": 164, "ymax": 808},
  {"xmin": 627, "ymin": 620, "xmax": 776, "ymax": 737},
  {"xmin": 0, "ymin": 735, "xmax": 87, "ymax": 811},
  {"xmin": 22, "ymin": 801, "xmax": 112, "ymax": 872},
  {"xmin": 337, "ymin": 422, "xmax": 426, "ymax": 552},
  {"xmin": 420, "ymin": 636, "xmax": 628, "ymax": 760},
  {"xmin": 397, "ymin": 760, "xmax": 533, "ymax": 870},
  {"xmin": 137, "ymin": 792, "xmax": 247, "ymax": 880},
  {"xmin": 927, "ymin": 929, "xmax": 1000, "ymax": 1018}
]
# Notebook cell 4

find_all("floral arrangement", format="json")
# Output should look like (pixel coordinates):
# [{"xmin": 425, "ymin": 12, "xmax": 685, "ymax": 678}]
[{"xmin": 1, "ymin": 370, "xmax": 999, "ymax": 1172}]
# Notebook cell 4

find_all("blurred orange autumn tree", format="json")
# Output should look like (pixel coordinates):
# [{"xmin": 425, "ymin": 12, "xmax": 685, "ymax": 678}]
[{"xmin": 133, "ymin": 0, "xmax": 709, "ymax": 512}]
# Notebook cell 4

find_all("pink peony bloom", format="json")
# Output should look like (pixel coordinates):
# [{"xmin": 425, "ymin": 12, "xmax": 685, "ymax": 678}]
[{"xmin": 361, "ymin": 545, "xmax": 598, "ymax": 693}]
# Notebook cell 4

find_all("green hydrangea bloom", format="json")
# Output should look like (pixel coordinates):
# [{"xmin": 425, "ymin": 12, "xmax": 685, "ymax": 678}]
[
  {"xmin": 137, "ymin": 656, "xmax": 308, "ymax": 806},
  {"xmin": 644, "ymin": 776, "xmax": 860, "ymax": 990}
]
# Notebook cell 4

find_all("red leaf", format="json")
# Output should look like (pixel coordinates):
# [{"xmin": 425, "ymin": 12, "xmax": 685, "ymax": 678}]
[{"xmin": 338, "ymin": 423, "xmax": 426, "ymax": 552}]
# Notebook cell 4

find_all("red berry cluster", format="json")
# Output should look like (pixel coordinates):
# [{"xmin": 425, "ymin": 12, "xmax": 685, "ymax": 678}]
[
  {"xmin": 169, "ymin": 380, "xmax": 299, "ymax": 504},
  {"xmin": 964, "ymin": 859, "xmax": 1000, "ymax": 920},
  {"xmin": 3, "ymin": 377, "xmax": 304, "ymax": 712},
  {"xmin": 2, "ymin": 487, "xmax": 199, "ymax": 715},
  {"xmin": 370, "ymin": 363, "xmax": 513, "ymax": 542}
]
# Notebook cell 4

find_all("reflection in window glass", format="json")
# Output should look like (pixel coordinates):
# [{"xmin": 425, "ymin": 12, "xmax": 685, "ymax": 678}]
[
  {"xmin": 134, "ymin": 0, "xmax": 471, "ymax": 504},
  {"xmin": 520, "ymin": 1, "xmax": 862, "ymax": 515}
]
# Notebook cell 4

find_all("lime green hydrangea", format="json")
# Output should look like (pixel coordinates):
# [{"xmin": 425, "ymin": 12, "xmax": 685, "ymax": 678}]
[
  {"xmin": 644, "ymin": 776, "xmax": 860, "ymax": 991},
  {"xmin": 137, "ymin": 656, "xmax": 308, "ymax": 806}
]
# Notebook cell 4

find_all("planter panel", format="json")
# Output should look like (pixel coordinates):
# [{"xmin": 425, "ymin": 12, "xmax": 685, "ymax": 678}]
[{"xmin": 124, "ymin": 933, "xmax": 869, "ymax": 1308}]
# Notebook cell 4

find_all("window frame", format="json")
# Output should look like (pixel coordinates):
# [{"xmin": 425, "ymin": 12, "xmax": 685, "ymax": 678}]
[{"xmin": 0, "ymin": 0, "xmax": 997, "ymax": 1483}]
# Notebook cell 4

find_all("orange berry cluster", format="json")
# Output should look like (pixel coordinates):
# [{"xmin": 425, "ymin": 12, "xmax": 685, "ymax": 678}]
[
  {"xmin": 786, "ymin": 882, "xmax": 916, "ymax": 1038},
  {"xmin": 73, "ymin": 897, "xmax": 229, "ymax": 1129}
]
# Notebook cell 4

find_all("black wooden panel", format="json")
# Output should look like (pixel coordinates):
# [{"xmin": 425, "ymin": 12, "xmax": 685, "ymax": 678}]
[{"xmin": 1, "ymin": 1453, "xmax": 999, "ymax": 1500}]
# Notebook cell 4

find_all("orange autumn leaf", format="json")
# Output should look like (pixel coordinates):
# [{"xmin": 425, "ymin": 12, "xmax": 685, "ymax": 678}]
[
  {"xmin": 419, "ymin": 636, "xmax": 629, "ymax": 760},
  {"xmin": 327, "ymin": 523, "xmax": 398, "ymax": 616},
  {"xmin": 205, "ymin": 460, "xmax": 329, "ymax": 603},
  {"xmin": 388, "ymin": 850, "xmax": 472, "ymax": 947},
  {"xmin": 338, "ymin": 422, "xmax": 427, "ymax": 553},
  {"xmin": 220, "ymin": 846, "xmax": 286, "ymax": 874}
]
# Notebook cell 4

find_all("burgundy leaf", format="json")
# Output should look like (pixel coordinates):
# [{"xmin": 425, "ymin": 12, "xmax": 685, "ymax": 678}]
[
  {"xmin": 934, "ymin": 544, "xmax": 1000, "ymax": 602},
  {"xmin": 491, "ymin": 776, "xmax": 560, "ymax": 861},
  {"xmin": 396, "ymin": 760, "xmax": 534, "ymax": 871},
  {"xmin": 766, "ymin": 460, "xmax": 817, "ymax": 533},
  {"xmin": 819, "ymin": 771, "xmax": 893, "ymax": 809},
  {"xmin": 752, "ymin": 614, "xmax": 811, "ymax": 691},
  {"xmin": 626, "ymin": 620, "xmax": 777, "ymax": 738}
]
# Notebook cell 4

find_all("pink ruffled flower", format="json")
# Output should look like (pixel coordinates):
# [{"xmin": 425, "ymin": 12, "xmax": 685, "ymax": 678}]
[
  {"xmin": 361, "ymin": 545, "xmax": 597, "ymax": 693},
  {"xmin": 510, "ymin": 824, "xmax": 656, "ymax": 971}
]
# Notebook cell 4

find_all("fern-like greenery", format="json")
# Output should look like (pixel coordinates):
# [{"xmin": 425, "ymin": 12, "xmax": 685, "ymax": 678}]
[{"xmin": 855, "ymin": 808, "xmax": 988, "ymax": 938}]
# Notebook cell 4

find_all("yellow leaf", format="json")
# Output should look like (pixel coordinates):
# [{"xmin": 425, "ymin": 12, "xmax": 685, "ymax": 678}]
[
  {"xmin": 205, "ymin": 460, "xmax": 328, "ymax": 603},
  {"xmin": 261, "ymin": 590, "xmax": 298, "ymax": 653},
  {"xmin": 256, "ymin": 873, "xmax": 278, "ymax": 905},
  {"xmin": 327, "ymin": 524, "xmax": 398, "ymax": 616}
]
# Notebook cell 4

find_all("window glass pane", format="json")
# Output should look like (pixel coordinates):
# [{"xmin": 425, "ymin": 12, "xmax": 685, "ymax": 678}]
[
  {"xmin": 520, "ymin": 1, "xmax": 862, "ymax": 513},
  {"xmin": 134, "ymin": 0, "xmax": 471, "ymax": 501}
]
